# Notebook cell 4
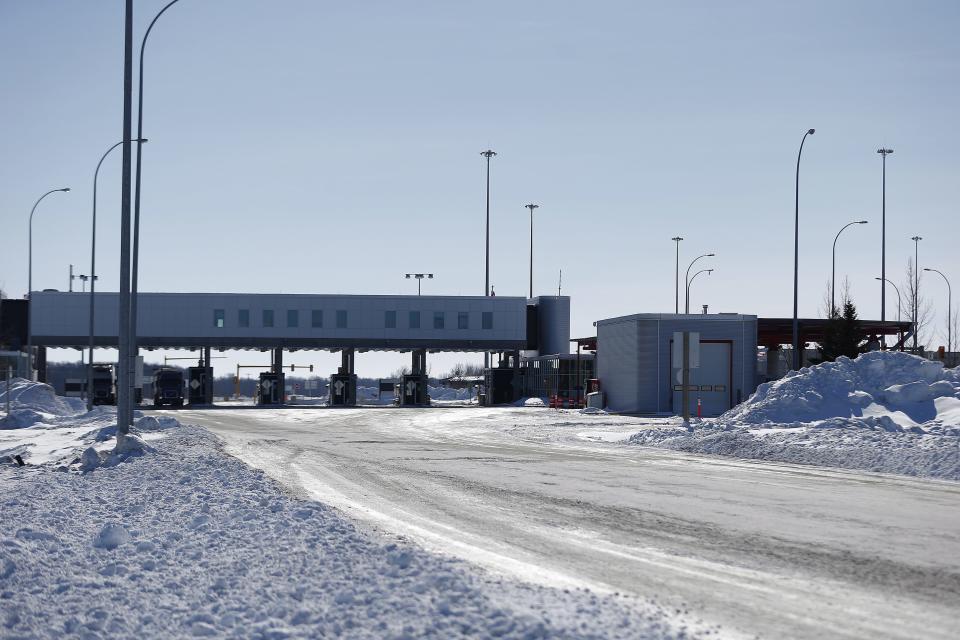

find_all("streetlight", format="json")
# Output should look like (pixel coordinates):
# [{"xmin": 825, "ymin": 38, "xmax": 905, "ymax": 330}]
[
  {"xmin": 831, "ymin": 220, "xmax": 868, "ymax": 316},
  {"xmin": 686, "ymin": 269, "xmax": 713, "ymax": 313},
  {"xmin": 877, "ymin": 147, "xmax": 893, "ymax": 347},
  {"xmin": 924, "ymin": 268, "xmax": 952, "ymax": 354},
  {"xmin": 792, "ymin": 128, "xmax": 815, "ymax": 370},
  {"xmin": 130, "ymin": 0, "xmax": 182, "ymax": 425},
  {"xmin": 480, "ymin": 149, "xmax": 496, "ymax": 371},
  {"xmin": 684, "ymin": 253, "xmax": 714, "ymax": 314},
  {"xmin": 78, "ymin": 275, "xmax": 98, "ymax": 293},
  {"xmin": 911, "ymin": 236, "xmax": 922, "ymax": 350},
  {"xmin": 89, "ymin": 139, "xmax": 146, "ymax": 411},
  {"xmin": 27, "ymin": 187, "xmax": 70, "ymax": 379},
  {"xmin": 524, "ymin": 204, "xmax": 539, "ymax": 299},
  {"xmin": 404, "ymin": 273, "xmax": 433, "ymax": 296},
  {"xmin": 875, "ymin": 277, "xmax": 902, "ymax": 322},
  {"xmin": 671, "ymin": 236, "xmax": 683, "ymax": 313}
]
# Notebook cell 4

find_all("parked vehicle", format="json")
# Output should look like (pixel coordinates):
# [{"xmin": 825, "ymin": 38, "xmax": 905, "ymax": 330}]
[
  {"xmin": 91, "ymin": 364, "xmax": 116, "ymax": 406},
  {"xmin": 153, "ymin": 368, "xmax": 184, "ymax": 408}
]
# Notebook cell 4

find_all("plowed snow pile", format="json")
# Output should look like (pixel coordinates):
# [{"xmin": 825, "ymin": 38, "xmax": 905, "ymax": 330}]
[
  {"xmin": 629, "ymin": 352, "xmax": 960, "ymax": 480},
  {"xmin": 1, "ymin": 380, "xmax": 697, "ymax": 639}
]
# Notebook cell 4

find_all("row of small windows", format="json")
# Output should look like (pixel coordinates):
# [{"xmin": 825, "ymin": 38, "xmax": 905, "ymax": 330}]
[{"xmin": 213, "ymin": 309, "xmax": 494, "ymax": 330}]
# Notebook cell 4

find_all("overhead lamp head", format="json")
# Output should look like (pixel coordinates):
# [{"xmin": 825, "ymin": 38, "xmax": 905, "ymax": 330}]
[
  {"xmin": 428, "ymin": 274, "xmax": 434, "ymax": 279},
  {"xmin": 707, "ymin": 253, "xmax": 716, "ymax": 257},
  {"xmin": 858, "ymin": 220, "xmax": 869, "ymax": 224},
  {"xmin": 807, "ymin": 128, "xmax": 816, "ymax": 135},
  {"xmin": 671, "ymin": 236, "xmax": 683, "ymax": 241},
  {"xmin": 405, "ymin": 274, "xmax": 411, "ymax": 279},
  {"xmin": 923, "ymin": 268, "xmax": 932, "ymax": 272},
  {"xmin": 877, "ymin": 148, "xmax": 893, "ymax": 154},
  {"xmin": 60, "ymin": 187, "xmax": 71, "ymax": 192}
]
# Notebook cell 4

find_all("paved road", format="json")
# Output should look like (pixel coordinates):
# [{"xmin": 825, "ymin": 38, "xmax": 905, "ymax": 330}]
[{"xmin": 173, "ymin": 406, "xmax": 960, "ymax": 639}]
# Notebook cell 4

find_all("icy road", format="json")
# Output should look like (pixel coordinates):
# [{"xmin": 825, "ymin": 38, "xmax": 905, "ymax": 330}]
[{"xmin": 175, "ymin": 406, "xmax": 960, "ymax": 640}]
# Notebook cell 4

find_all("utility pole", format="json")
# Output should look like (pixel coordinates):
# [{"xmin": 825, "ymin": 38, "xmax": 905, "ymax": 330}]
[{"xmin": 117, "ymin": 0, "xmax": 134, "ymax": 434}]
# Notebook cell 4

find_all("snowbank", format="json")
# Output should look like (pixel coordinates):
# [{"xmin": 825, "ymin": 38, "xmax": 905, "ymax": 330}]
[
  {"xmin": 1, "ymin": 377, "xmax": 86, "ymax": 427},
  {"xmin": 1, "ymin": 425, "xmax": 692, "ymax": 639},
  {"xmin": 721, "ymin": 351, "xmax": 960, "ymax": 427},
  {"xmin": 628, "ymin": 353, "xmax": 960, "ymax": 480}
]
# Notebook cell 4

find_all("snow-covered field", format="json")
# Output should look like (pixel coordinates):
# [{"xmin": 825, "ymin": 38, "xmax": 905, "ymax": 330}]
[
  {"xmin": 627, "ymin": 352, "xmax": 960, "ymax": 480},
  {"xmin": 0, "ymin": 380, "xmax": 697, "ymax": 639}
]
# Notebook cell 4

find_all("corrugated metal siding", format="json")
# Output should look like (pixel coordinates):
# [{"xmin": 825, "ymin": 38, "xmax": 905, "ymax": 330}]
[
  {"xmin": 596, "ymin": 313, "xmax": 759, "ymax": 414},
  {"xmin": 596, "ymin": 319, "xmax": 639, "ymax": 412}
]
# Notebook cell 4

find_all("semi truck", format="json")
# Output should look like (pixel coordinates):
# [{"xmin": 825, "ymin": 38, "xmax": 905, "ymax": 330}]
[
  {"xmin": 91, "ymin": 364, "xmax": 116, "ymax": 406},
  {"xmin": 153, "ymin": 368, "xmax": 185, "ymax": 408}
]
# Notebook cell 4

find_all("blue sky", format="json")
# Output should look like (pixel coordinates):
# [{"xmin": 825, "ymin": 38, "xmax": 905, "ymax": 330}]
[{"xmin": 1, "ymin": 1, "xmax": 958, "ymax": 376}]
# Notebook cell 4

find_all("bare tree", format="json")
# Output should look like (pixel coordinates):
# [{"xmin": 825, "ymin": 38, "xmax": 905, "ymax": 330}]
[
  {"xmin": 903, "ymin": 258, "xmax": 934, "ymax": 351},
  {"xmin": 820, "ymin": 276, "xmax": 852, "ymax": 319}
]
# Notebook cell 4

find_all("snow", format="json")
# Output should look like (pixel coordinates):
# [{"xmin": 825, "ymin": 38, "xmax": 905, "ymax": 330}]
[
  {"xmin": 0, "ymin": 380, "xmax": 700, "ymax": 639},
  {"xmin": 627, "ymin": 352, "xmax": 960, "ymax": 480}
]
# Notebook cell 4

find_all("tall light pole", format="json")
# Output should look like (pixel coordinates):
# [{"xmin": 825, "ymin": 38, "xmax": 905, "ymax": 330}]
[
  {"xmin": 130, "ymin": 0, "xmax": 183, "ymax": 421},
  {"xmin": 877, "ymin": 148, "xmax": 893, "ymax": 347},
  {"xmin": 525, "ymin": 204, "xmax": 539, "ymax": 298},
  {"xmin": 924, "ymin": 268, "xmax": 952, "ymax": 354},
  {"xmin": 684, "ymin": 253, "xmax": 714, "ymax": 314},
  {"xmin": 117, "ymin": 0, "xmax": 135, "ymax": 433},
  {"xmin": 404, "ymin": 273, "xmax": 433, "ymax": 296},
  {"xmin": 671, "ymin": 236, "xmax": 683, "ymax": 313},
  {"xmin": 911, "ymin": 236, "xmax": 922, "ymax": 350},
  {"xmin": 686, "ymin": 269, "xmax": 713, "ymax": 313},
  {"xmin": 875, "ymin": 277, "xmax": 902, "ymax": 322},
  {"xmin": 27, "ymin": 187, "xmax": 70, "ymax": 380},
  {"xmin": 89, "ymin": 139, "xmax": 145, "ymax": 411},
  {"xmin": 831, "ymin": 220, "xmax": 868, "ymax": 316},
  {"xmin": 480, "ymin": 150, "xmax": 496, "ymax": 370},
  {"xmin": 792, "ymin": 128, "xmax": 815, "ymax": 370}
]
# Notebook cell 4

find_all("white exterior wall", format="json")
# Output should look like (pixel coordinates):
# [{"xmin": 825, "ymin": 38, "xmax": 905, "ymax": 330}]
[{"xmin": 30, "ymin": 292, "xmax": 529, "ymax": 350}]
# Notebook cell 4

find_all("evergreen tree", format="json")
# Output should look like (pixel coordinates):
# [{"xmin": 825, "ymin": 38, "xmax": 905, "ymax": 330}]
[{"xmin": 818, "ymin": 300, "xmax": 864, "ymax": 362}]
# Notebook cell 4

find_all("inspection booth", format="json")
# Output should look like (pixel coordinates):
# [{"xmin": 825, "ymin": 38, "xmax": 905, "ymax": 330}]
[{"xmin": 595, "ymin": 313, "xmax": 757, "ymax": 416}]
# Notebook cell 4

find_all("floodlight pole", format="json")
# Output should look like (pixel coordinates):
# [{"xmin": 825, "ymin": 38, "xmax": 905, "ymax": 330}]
[
  {"xmin": 525, "ymin": 204, "xmax": 539, "ymax": 298},
  {"xmin": 671, "ymin": 236, "xmax": 683, "ymax": 313},
  {"xmin": 877, "ymin": 148, "xmax": 893, "ymax": 347},
  {"xmin": 405, "ymin": 273, "xmax": 433, "ymax": 296},
  {"xmin": 792, "ymin": 128, "xmax": 815, "ymax": 370},
  {"xmin": 481, "ymin": 150, "xmax": 496, "ymax": 371}
]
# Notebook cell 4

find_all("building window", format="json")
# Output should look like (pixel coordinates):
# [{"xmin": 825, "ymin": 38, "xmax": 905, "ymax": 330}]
[
  {"xmin": 385, "ymin": 310, "xmax": 397, "ymax": 329},
  {"xmin": 238, "ymin": 309, "xmax": 250, "ymax": 328},
  {"xmin": 213, "ymin": 309, "xmax": 225, "ymax": 328},
  {"xmin": 482, "ymin": 311, "xmax": 493, "ymax": 330},
  {"xmin": 287, "ymin": 309, "xmax": 299, "ymax": 328},
  {"xmin": 263, "ymin": 309, "xmax": 274, "ymax": 328},
  {"xmin": 434, "ymin": 311, "xmax": 445, "ymax": 329},
  {"xmin": 311, "ymin": 310, "xmax": 323, "ymax": 328},
  {"xmin": 336, "ymin": 310, "xmax": 348, "ymax": 328},
  {"xmin": 409, "ymin": 310, "xmax": 420, "ymax": 329},
  {"xmin": 458, "ymin": 312, "xmax": 469, "ymax": 329}
]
